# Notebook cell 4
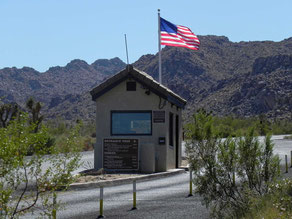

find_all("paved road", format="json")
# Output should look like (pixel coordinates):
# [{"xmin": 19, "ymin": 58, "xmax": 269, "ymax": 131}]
[
  {"xmin": 24, "ymin": 172, "xmax": 209, "ymax": 219},
  {"xmin": 271, "ymin": 136, "xmax": 292, "ymax": 165}
]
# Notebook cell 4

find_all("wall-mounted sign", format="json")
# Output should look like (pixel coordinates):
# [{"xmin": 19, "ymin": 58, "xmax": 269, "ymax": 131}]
[
  {"xmin": 153, "ymin": 111, "xmax": 165, "ymax": 123},
  {"xmin": 158, "ymin": 137, "xmax": 166, "ymax": 145},
  {"xmin": 103, "ymin": 139, "xmax": 139, "ymax": 170}
]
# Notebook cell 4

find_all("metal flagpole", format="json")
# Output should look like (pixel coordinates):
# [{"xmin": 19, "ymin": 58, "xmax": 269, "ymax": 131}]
[
  {"xmin": 124, "ymin": 34, "xmax": 129, "ymax": 65},
  {"xmin": 124, "ymin": 34, "xmax": 131, "ymax": 73},
  {"xmin": 158, "ymin": 9, "xmax": 162, "ymax": 84}
]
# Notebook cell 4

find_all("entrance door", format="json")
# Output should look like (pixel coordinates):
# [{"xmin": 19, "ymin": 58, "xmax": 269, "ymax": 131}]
[{"xmin": 175, "ymin": 115, "xmax": 179, "ymax": 168}]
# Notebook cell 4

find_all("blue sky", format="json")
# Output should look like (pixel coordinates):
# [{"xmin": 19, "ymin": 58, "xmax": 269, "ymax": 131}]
[{"xmin": 1, "ymin": 0, "xmax": 292, "ymax": 72}]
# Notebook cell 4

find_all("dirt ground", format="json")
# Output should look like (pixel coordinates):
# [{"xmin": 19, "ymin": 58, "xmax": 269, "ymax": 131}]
[
  {"xmin": 75, "ymin": 173, "xmax": 146, "ymax": 183},
  {"xmin": 75, "ymin": 158, "xmax": 189, "ymax": 183}
]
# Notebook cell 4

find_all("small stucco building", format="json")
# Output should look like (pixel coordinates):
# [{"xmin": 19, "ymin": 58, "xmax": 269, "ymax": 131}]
[{"xmin": 90, "ymin": 65, "xmax": 186, "ymax": 173}]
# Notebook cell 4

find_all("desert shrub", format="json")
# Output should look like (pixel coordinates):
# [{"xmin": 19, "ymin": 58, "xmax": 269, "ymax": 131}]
[
  {"xmin": 243, "ymin": 179, "xmax": 292, "ymax": 219},
  {"xmin": 46, "ymin": 119, "xmax": 70, "ymax": 136},
  {"xmin": 185, "ymin": 110, "xmax": 281, "ymax": 218},
  {"xmin": 46, "ymin": 119, "xmax": 95, "ymax": 152},
  {"xmin": 0, "ymin": 113, "xmax": 81, "ymax": 218},
  {"xmin": 81, "ymin": 136, "xmax": 95, "ymax": 151},
  {"xmin": 79, "ymin": 120, "xmax": 95, "ymax": 137}
]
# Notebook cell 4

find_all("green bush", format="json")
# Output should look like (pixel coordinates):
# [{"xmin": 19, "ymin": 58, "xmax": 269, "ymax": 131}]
[
  {"xmin": 45, "ymin": 119, "xmax": 95, "ymax": 152},
  {"xmin": 0, "ymin": 113, "xmax": 81, "ymax": 218},
  {"xmin": 185, "ymin": 110, "xmax": 281, "ymax": 218},
  {"xmin": 244, "ymin": 179, "xmax": 292, "ymax": 218}
]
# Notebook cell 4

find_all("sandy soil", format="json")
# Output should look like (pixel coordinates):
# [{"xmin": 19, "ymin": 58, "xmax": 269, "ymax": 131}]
[
  {"xmin": 75, "ymin": 158, "xmax": 189, "ymax": 183},
  {"xmin": 75, "ymin": 173, "xmax": 146, "ymax": 183}
]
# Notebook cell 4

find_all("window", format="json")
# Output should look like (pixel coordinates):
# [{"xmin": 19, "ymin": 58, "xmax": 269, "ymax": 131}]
[
  {"xmin": 169, "ymin": 112, "xmax": 174, "ymax": 146},
  {"xmin": 111, "ymin": 111, "xmax": 152, "ymax": 135}
]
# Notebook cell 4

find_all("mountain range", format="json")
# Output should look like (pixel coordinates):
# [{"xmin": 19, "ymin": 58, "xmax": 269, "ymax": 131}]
[{"xmin": 1, "ymin": 35, "xmax": 292, "ymax": 122}]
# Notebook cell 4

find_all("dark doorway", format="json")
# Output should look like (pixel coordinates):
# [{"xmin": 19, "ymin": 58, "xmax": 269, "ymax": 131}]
[
  {"xmin": 175, "ymin": 115, "xmax": 179, "ymax": 168},
  {"xmin": 169, "ymin": 113, "xmax": 173, "ymax": 146}
]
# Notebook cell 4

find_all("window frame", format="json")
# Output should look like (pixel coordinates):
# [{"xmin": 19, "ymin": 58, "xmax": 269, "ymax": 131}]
[{"xmin": 111, "ymin": 110, "xmax": 152, "ymax": 136}]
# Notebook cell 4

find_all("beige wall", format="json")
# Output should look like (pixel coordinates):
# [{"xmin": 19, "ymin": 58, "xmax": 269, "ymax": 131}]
[{"xmin": 94, "ymin": 78, "xmax": 183, "ymax": 173}]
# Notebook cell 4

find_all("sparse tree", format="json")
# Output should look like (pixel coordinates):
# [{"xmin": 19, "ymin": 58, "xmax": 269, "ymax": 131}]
[
  {"xmin": 0, "ymin": 103, "xmax": 19, "ymax": 128},
  {"xmin": 26, "ymin": 97, "xmax": 44, "ymax": 133},
  {"xmin": 257, "ymin": 114, "xmax": 270, "ymax": 136}
]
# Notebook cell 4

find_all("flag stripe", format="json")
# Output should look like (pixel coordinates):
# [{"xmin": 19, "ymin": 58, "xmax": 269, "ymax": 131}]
[
  {"xmin": 161, "ymin": 33, "xmax": 200, "ymax": 46},
  {"xmin": 161, "ymin": 38, "xmax": 200, "ymax": 47},
  {"xmin": 161, "ymin": 42, "xmax": 199, "ymax": 50},
  {"xmin": 160, "ymin": 17, "xmax": 200, "ymax": 50},
  {"xmin": 161, "ymin": 37, "xmax": 200, "ymax": 46},
  {"xmin": 161, "ymin": 42, "xmax": 199, "ymax": 49},
  {"xmin": 161, "ymin": 33, "xmax": 200, "ymax": 44}
]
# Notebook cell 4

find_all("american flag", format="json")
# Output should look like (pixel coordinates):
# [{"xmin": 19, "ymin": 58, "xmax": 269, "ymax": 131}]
[{"xmin": 160, "ymin": 17, "xmax": 200, "ymax": 50}]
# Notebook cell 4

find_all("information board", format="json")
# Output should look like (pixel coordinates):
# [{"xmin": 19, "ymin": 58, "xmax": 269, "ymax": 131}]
[
  {"xmin": 153, "ymin": 111, "xmax": 165, "ymax": 123},
  {"xmin": 103, "ymin": 139, "xmax": 139, "ymax": 170}
]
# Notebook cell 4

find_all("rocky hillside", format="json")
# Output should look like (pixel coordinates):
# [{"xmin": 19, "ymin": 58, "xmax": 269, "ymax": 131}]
[
  {"xmin": 133, "ymin": 36, "xmax": 292, "ymax": 120},
  {"xmin": 1, "ymin": 36, "xmax": 292, "ymax": 121},
  {"xmin": 190, "ymin": 54, "xmax": 292, "ymax": 120},
  {"xmin": 0, "ymin": 58, "xmax": 126, "ymax": 120}
]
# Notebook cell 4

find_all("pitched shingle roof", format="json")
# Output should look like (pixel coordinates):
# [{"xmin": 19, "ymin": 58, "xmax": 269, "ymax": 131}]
[{"xmin": 90, "ymin": 65, "xmax": 187, "ymax": 108}]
